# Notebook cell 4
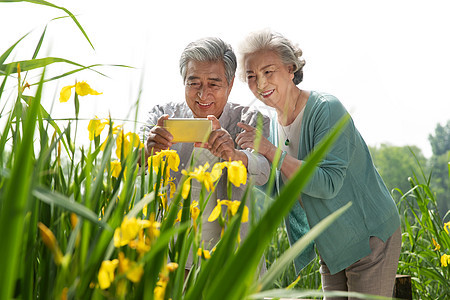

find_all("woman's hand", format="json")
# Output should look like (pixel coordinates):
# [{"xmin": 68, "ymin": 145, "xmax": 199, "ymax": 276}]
[{"xmin": 235, "ymin": 122, "xmax": 274, "ymax": 159}]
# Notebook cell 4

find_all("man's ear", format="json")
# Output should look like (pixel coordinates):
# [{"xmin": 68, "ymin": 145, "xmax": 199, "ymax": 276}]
[{"xmin": 227, "ymin": 76, "xmax": 235, "ymax": 96}]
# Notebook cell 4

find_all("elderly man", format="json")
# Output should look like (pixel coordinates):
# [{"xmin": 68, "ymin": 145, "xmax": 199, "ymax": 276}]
[{"xmin": 140, "ymin": 37, "xmax": 270, "ymax": 273}]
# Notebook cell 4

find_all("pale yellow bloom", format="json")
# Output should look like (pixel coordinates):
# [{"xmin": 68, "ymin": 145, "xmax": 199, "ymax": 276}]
[
  {"xmin": 166, "ymin": 262, "xmax": 179, "ymax": 272},
  {"xmin": 98, "ymin": 259, "xmax": 119, "ymax": 289},
  {"xmin": 224, "ymin": 160, "xmax": 247, "ymax": 187},
  {"xmin": 75, "ymin": 81, "xmax": 102, "ymax": 96},
  {"xmin": 110, "ymin": 160, "xmax": 122, "ymax": 178},
  {"xmin": 208, "ymin": 200, "xmax": 225, "ymax": 222},
  {"xmin": 154, "ymin": 278, "xmax": 168, "ymax": 300},
  {"xmin": 175, "ymin": 201, "xmax": 200, "ymax": 230},
  {"xmin": 444, "ymin": 222, "xmax": 450, "ymax": 234},
  {"xmin": 59, "ymin": 81, "xmax": 102, "ymax": 103},
  {"xmin": 59, "ymin": 85, "xmax": 74, "ymax": 103},
  {"xmin": 181, "ymin": 162, "xmax": 220, "ymax": 193},
  {"xmin": 38, "ymin": 222, "xmax": 64, "ymax": 265},
  {"xmin": 116, "ymin": 131, "xmax": 143, "ymax": 160},
  {"xmin": 441, "ymin": 253, "xmax": 450, "ymax": 267},
  {"xmin": 432, "ymin": 238, "xmax": 441, "ymax": 251},
  {"xmin": 128, "ymin": 230, "xmax": 151, "ymax": 255},
  {"xmin": 70, "ymin": 213, "xmax": 78, "ymax": 229},
  {"xmin": 197, "ymin": 248, "xmax": 211, "ymax": 259},
  {"xmin": 88, "ymin": 117, "xmax": 109, "ymax": 140},
  {"xmin": 208, "ymin": 200, "xmax": 248, "ymax": 223},
  {"xmin": 114, "ymin": 217, "xmax": 152, "ymax": 247},
  {"xmin": 191, "ymin": 201, "xmax": 200, "ymax": 231},
  {"xmin": 181, "ymin": 175, "xmax": 191, "ymax": 199},
  {"xmin": 146, "ymin": 213, "xmax": 161, "ymax": 242},
  {"xmin": 118, "ymin": 252, "xmax": 144, "ymax": 283}
]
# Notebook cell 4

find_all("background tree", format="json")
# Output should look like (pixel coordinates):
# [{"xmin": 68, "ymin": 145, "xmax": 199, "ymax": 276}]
[
  {"xmin": 369, "ymin": 144, "xmax": 427, "ymax": 199},
  {"xmin": 428, "ymin": 120, "xmax": 450, "ymax": 217}
]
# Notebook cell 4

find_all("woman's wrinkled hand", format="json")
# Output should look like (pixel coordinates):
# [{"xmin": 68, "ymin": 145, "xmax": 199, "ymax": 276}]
[{"xmin": 235, "ymin": 122, "xmax": 273, "ymax": 158}]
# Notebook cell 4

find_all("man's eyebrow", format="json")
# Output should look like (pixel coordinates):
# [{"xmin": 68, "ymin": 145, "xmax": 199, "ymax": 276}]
[{"xmin": 186, "ymin": 76, "xmax": 223, "ymax": 82}]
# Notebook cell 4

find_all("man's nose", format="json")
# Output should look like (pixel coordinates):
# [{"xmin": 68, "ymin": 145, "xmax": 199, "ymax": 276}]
[{"xmin": 197, "ymin": 86, "xmax": 210, "ymax": 100}]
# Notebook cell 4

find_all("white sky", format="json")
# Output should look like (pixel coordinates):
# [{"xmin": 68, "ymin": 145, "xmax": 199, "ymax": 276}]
[{"xmin": 1, "ymin": 0, "xmax": 450, "ymax": 157}]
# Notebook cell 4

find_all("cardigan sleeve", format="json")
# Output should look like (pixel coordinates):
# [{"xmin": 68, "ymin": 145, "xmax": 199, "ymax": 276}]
[{"xmin": 301, "ymin": 95, "xmax": 356, "ymax": 199}]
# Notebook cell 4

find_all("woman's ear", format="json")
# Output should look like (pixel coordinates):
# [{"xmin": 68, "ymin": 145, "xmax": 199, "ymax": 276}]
[{"xmin": 288, "ymin": 65, "xmax": 295, "ymax": 80}]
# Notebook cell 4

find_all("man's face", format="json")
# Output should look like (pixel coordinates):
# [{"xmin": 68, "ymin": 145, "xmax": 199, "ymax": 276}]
[{"xmin": 184, "ymin": 60, "xmax": 234, "ymax": 118}]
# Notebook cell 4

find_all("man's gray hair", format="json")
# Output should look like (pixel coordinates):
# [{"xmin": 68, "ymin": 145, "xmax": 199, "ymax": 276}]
[
  {"xmin": 238, "ymin": 29, "xmax": 305, "ymax": 85},
  {"xmin": 179, "ymin": 37, "xmax": 237, "ymax": 85}
]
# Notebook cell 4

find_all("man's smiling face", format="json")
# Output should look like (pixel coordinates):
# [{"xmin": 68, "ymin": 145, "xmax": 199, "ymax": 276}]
[{"xmin": 184, "ymin": 60, "xmax": 234, "ymax": 118}]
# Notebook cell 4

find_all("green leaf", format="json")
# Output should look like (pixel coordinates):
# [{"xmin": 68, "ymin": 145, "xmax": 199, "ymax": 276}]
[
  {"xmin": 33, "ymin": 186, "xmax": 110, "ymax": 230},
  {"xmin": 0, "ymin": 57, "xmax": 107, "ymax": 77},
  {"xmin": 255, "ymin": 202, "xmax": 351, "ymax": 291}
]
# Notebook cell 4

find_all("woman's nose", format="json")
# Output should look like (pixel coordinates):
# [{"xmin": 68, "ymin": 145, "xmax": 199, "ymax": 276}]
[{"xmin": 257, "ymin": 76, "xmax": 267, "ymax": 90}]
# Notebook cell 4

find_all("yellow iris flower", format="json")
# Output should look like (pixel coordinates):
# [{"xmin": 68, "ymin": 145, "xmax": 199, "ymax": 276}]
[
  {"xmin": 208, "ymin": 200, "xmax": 248, "ymax": 223},
  {"xmin": 116, "ymin": 130, "xmax": 144, "ymax": 160},
  {"xmin": 223, "ymin": 160, "xmax": 247, "ymax": 187},
  {"xmin": 59, "ymin": 81, "xmax": 102, "ymax": 103},
  {"xmin": 114, "ymin": 217, "xmax": 154, "ymax": 248},
  {"xmin": 166, "ymin": 262, "xmax": 179, "ymax": 272},
  {"xmin": 432, "ymin": 238, "xmax": 441, "ymax": 251},
  {"xmin": 118, "ymin": 252, "xmax": 144, "ymax": 283},
  {"xmin": 148, "ymin": 149, "xmax": 180, "ymax": 179},
  {"xmin": 441, "ymin": 253, "xmax": 450, "ymax": 267},
  {"xmin": 38, "ymin": 222, "xmax": 64, "ymax": 265},
  {"xmin": 110, "ymin": 160, "xmax": 122, "ymax": 178},
  {"xmin": 88, "ymin": 117, "xmax": 109, "ymax": 140},
  {"xmin": 180, "ymin": 162, "xmax": 221, "ymax": 198},
  {"xmin": 98, "ymin": 259, "xmax": 119, "ymax": 289},
  {"xmin": 444, "ymin": 222, "xmax": 450, "ymax": 234},
  {"xmin": 197, "ymin": 248, "xmax": 211, "ymax": 259},
  {"xmin": 175, "ymin": 201, "xmax": 200, "ymax": 230}
]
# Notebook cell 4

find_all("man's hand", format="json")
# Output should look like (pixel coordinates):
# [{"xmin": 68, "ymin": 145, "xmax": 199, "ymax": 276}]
[
  {"xmin": 196, "ymin": 115, "xmax": 248, "ymax": 165},
  {"xmin": 145, "ymin": 114, "xmax": 173, "ymax": 157}
]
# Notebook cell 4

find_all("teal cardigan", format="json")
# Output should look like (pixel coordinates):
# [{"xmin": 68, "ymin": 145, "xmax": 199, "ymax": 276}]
[{"xmin": 272, "ymin": 91, "xmax": 400, "ymax": 275}]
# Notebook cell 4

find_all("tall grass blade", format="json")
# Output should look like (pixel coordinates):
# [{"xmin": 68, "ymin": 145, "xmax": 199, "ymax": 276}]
[
  {"xmin": 0, "ymin": 57, "xmax": 107, "ymax": 77},
  {"xmin": 256, "ymin": 202, "xmax": 351, "ymax": 291},
  {"xmin": 0, "ymin": 70, "xmax": 43, "ymax": 300}
]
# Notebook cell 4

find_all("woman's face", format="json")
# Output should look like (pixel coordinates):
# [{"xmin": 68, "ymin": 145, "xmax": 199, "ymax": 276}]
[{"xmin": 244, "ymin": 50, "xmax": 295, "ymax": 109}]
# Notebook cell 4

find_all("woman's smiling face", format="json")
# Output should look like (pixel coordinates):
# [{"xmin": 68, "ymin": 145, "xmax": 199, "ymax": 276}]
[{"xmin": 244, "ymin": 50, "xmax": 294, "ymax": 109}]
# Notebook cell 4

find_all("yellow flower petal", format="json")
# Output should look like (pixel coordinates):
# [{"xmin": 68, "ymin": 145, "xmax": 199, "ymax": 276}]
[
  {"xmin": 208, "ymin": 200, "xmax": 222, "ymax": 222},
  {"xmin": 111, "ymin": 160, "xmax": 122, "ymax": 178},
  {"xmin": 444, "ymin": 222, "xmax": 450, "ymax": 234},
  {"xmin": 38, "ymin": 222, "xmax": 64, "ymax": 265},
  {"xmin": 441, "ymin": 254, "xmax": 450, "ymax": 267},
  {"xmin": 98, "ymin": 259, "xmax": 119, "ymax": 290},
  {"xmin": 59, "ymin": 85, "xmax": 74, "ymax": 103},
  {"xmin": 226, "ymin": 160, "xmax": 247, "ymax": 187},
  {"xmin": 181, "ymin": 178, "xmax": 191, "ymax": 199},
  {"xmin": 75, "ymin": 81, "xmax": 102, "ymax": 96}
]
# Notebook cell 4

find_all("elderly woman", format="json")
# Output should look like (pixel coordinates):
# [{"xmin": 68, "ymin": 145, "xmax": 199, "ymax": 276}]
[{"xmin": 235, "ymin": 30, "xmax": 401, "ymax": 298}]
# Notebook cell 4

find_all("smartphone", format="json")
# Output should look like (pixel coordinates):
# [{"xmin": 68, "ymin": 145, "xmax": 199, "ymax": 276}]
[{"xmin": 163, "ymin": 118, "xmax": 212, "ymax": 143}]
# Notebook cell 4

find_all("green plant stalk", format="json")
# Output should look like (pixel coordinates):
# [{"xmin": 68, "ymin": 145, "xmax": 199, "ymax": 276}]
[{"xmin": 0, "ymin": 71, "xmax": 42, "ymax": 299}]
